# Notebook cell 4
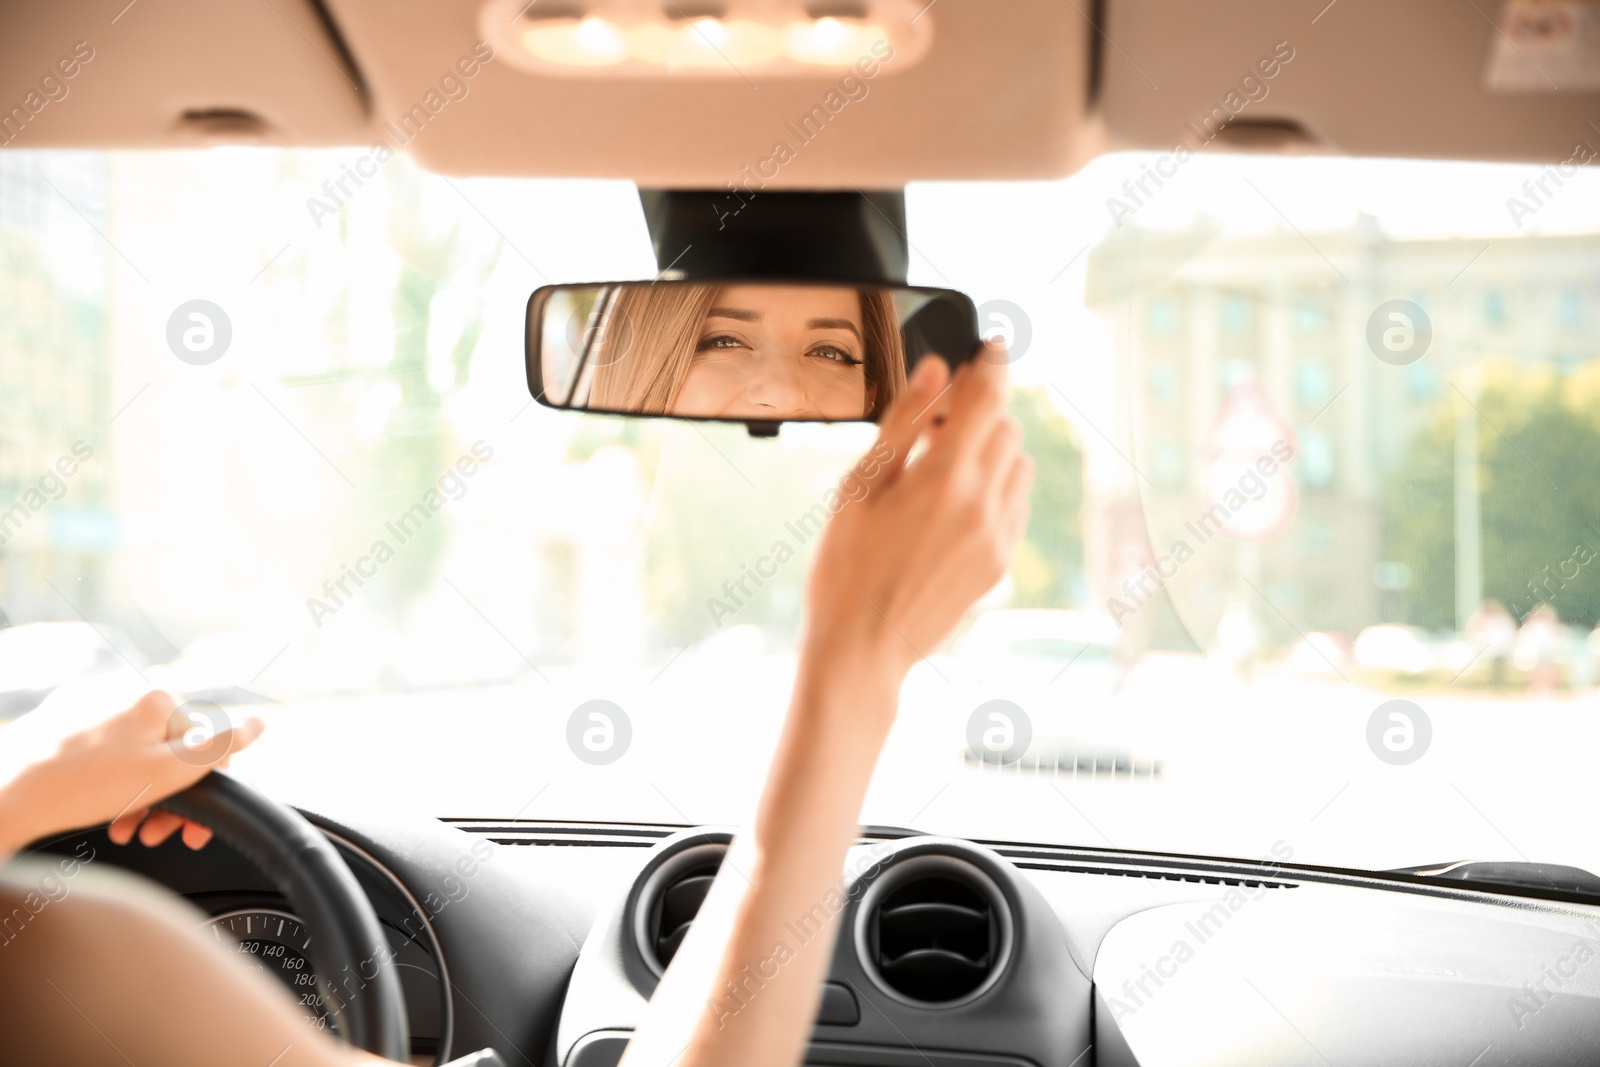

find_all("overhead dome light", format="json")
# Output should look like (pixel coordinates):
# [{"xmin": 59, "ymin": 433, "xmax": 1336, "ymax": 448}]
[
  {"xmin": 782, "ymin": 15, "xmax": 885, "ymax": 65},
  {"xmin": 693, "ymin": 17, "xmax": 725, "ymax": 45},
  {"xmin": 520, "ymin": 16, "xmax": 629, "ymax": 66},
  {"xmin": 484, "ymin": 0, "xmax": 933, "ymax": 78},
  {"xmin": 629, "ymin": 18, "xmax": 782, "ymax": 69}
]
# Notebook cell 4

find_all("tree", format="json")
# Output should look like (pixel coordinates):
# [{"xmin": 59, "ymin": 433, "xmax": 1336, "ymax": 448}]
[
  {"xmin": 1007, "ymin": 386, "xmax": 1085, "ymax": 608},
  {"xmin": 621, "ymin": 385, "xmax": 1086, "ymax": 650},
  {"xmin": 1384, "ymin": 361, "xmax": 1600, "ymax": 630},
  {"xmin": 278, "ymin": 154, "xmax": 502, "ymax": 620}
]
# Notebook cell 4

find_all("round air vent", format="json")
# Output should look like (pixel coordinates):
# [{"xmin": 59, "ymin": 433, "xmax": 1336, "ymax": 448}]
[
  {"xmin": 855, "ymin": 854, "xmax": 1014, "ymax": 1007},
  {"xmin": 633, "ymin": 841, "xmax": 726, "ymax": 974}
]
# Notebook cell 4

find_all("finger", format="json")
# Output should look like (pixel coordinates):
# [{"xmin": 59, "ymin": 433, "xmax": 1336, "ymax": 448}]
[
  {"xmin": 138, "ymin": 810, "xmax": 186, "ymax": 847},
  {"xmin": 210, "ymin": 718, "xmax": 266, "ymax": 768},
  {"xmin": 125, "ymin": 719, "xmax": 265, "ymax": 833},
  {"xmin": 977, "ymin": 415, "xmax": 1024, "ymax": 480},
  {"xmin": 226, "ymin": 716, "xmax": 266, "ymax": 755},
  {"xmin": 928, "ymin": 343, "xmax": 1009, "ymax": 457},
  {"xmin": 128, "ymin": 690, "xmax": 178, "ymax": 732},
  {"xmin": 860, "ymin": 355, "xmax": 949, "ymax": 488},
  {"xmin": 156, "ymin": 717, "xmax": 266, "ymax": 780},
  {"xmin": 999, "ymin": 451, "xmax": 1036, "ymax": 546},
  {"xmin": 108, "ymin": 808, "xmax": 147, "ymax": 845},
  {"xmin": 975, "ymin": 335, "xmax": 1014, "ymax": 366},
  {"xmin": 901, "ymin": 354, "xmax": 954, "ymax": 427},
  {"xmin": 180, "ymin": 819, "xmax": 214, "ymax": 850}
]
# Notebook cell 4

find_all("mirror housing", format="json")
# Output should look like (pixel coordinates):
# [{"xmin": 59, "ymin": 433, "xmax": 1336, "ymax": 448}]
[{"xmin": 525, "ymin": 280, "xmax": 980, "ymax": 434}]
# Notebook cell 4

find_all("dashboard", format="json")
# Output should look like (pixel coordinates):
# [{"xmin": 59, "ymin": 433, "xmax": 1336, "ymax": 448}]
[{"xmin": 26, "ymin": 810, "xmax": 1600, "ymax": 1066}]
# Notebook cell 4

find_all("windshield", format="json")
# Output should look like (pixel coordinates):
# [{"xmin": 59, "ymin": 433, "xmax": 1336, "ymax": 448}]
[{"xmin": 5, "ymin": 148, "xmax": 1600, "ymax": 879}]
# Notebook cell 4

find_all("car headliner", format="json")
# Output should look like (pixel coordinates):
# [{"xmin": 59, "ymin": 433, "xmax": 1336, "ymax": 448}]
[{"xmin": 1, "ymin": 0, "xmax": 1595, "ymax": 182}]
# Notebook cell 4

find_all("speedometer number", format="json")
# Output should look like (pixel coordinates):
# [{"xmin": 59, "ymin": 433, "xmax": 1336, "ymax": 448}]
[{"xmin": 205, "ymin": 909, "xmax": 338, "ymax": 1032}]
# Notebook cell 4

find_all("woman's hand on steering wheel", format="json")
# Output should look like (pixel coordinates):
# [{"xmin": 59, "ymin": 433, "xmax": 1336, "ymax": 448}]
[{"xmin": 0, "ymin": 689, "xmax": 263, "ymax": 857}]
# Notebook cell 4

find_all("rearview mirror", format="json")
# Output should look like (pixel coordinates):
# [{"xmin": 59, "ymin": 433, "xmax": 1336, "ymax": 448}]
[{"xmin": 526, "ymin": 281, "xmax": 979, "ymax": 433}]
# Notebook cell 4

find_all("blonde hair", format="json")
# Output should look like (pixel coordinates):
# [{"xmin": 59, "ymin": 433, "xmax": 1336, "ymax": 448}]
[{"xmin": 588, "ymin": 285, "xmax": 905, "ymax": 419}]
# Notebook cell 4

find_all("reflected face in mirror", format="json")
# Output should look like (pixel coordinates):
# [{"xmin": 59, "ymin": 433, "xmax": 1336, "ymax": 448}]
[
  {"xmin": 675, "ymin": 285, "xmax": 875, "ymax": 420},
  {"xmin": 535, "ymin": 280, "xmax": 978, "ymax": 425},
  {"xmin": 583, "ymin": 283, "xmax": 907, "ymax": 422}
]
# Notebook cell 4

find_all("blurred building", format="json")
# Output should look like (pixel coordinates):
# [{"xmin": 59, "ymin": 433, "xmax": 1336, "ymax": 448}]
[
  {"xmin": 0, "ymin": 153, "xmax": 114, "ymax": 625},
  {"xmin": 1084, "ymin": 221, "xmax": 1600, "ymax": 648}
]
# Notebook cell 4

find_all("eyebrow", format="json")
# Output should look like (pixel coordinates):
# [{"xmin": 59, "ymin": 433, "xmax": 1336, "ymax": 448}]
[
  {"xmin": 806, "ymin": 317, "xmax": 862, "ymax": 340},
  {"xmin": 705, "ymin": 307, "xmax": 864, "ymax": 342}
]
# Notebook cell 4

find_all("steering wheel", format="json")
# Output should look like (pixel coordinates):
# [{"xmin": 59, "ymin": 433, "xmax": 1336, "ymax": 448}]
[{"xmin": 158, "ymin": 772, "xmax": 410, "ymax": 1061}]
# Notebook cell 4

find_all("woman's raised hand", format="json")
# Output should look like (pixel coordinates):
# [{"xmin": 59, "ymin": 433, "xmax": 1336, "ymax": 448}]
[{"xmin": 803, "ymin": 344, "xmax": 1033, "ymax": 698}]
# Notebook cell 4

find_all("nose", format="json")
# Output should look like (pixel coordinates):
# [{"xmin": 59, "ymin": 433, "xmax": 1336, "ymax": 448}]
[{"xmin": 741, "ymin": 355, "xmax": 810, "ymax": 418}]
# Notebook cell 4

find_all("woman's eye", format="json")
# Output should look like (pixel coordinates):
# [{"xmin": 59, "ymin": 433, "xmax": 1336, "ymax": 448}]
[
  {"xmin": 695, "ymin": 334, "xmax": 747, "ymax": 353},
  {"xmin": 809, "ymin": 345, "xmax": 863, "ymax": 366}
]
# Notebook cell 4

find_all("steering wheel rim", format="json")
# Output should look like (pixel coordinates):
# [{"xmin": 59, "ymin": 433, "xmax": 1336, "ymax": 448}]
[{"xmin": 158, "ymin": 771, "xmax": 410, "ymax": 1061}]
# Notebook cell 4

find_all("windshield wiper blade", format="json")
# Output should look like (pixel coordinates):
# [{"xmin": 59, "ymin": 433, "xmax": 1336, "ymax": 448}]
[{"xmin": 1390, "ymin": 860, "xmax": 1600, "ymax": 899}]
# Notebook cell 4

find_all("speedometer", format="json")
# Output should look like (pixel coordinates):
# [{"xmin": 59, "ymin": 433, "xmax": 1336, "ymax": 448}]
[{"xmin": 207, "ymin": 908, "xmax": 338, "ymax": 1033}]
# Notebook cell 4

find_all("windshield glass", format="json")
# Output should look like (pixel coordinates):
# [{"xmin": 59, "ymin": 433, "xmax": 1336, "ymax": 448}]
[{"xmin": 5, "ymin": 148, "xmax": 1600, "ymax": 878}]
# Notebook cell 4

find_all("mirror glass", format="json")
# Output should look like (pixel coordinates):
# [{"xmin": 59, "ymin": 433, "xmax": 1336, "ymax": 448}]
[{"xmin": 528, "ymin": 282, "xmax": 978, "ymax": 424}]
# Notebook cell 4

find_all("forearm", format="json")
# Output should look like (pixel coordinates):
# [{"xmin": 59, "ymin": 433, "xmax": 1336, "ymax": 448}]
[
  {"xmin": 623, "ymin": 639, "xmax": 903, "ymax": 1067},
  {"xmin": 0, "ymin": 767, "xmax": 51, "ymax": 861},
  {"xmin": 625, "ymin": 350, "xmax": 1025, "ymax": 1067}
]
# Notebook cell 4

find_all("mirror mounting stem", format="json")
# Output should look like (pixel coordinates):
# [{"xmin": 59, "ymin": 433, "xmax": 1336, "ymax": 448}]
[{"xmin": 639, "ymin": 189, "xmax": 910, "ymax": 287}]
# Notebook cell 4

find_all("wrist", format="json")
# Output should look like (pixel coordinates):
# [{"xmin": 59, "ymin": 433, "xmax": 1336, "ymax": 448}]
[
  {"xmin": 789, "ymin": 628, "xmax": 907, "ymax": 754},
  {"xmin": 796, "ymin": 639, "xmax": 904, "ymax": 722},
  {"xmin": 798, "ymin": 617, "xmax": 915, "ymax": 690}
]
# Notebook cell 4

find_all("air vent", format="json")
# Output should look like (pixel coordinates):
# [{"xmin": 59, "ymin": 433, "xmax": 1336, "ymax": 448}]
[
  {"xmin": 856, "ymin": 854, "xmax": 1013, "ymax": 1008},
  {"xmin": 633, "ymin": 841, "xmax": 726, "ymax": 974}
]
